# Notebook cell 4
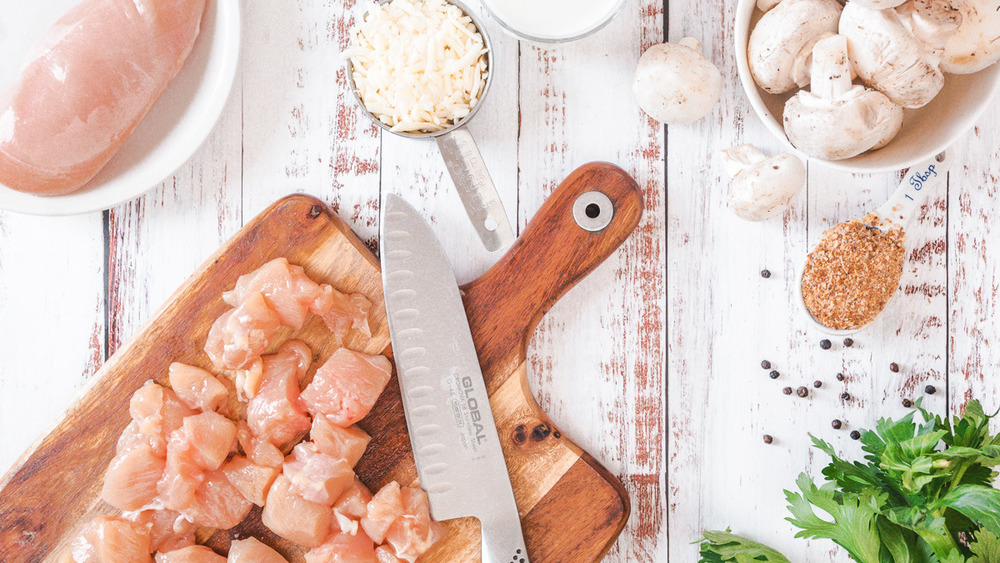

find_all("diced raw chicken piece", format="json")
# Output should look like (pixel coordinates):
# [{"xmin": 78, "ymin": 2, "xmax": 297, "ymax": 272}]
[
  {"xmin": 154, "ymin": 545, "xmax": 226, "ymax": 563},
  {"xmin": 168, "ymin": 363, "xmax": 228, "ymax": 413},
  {"xmin": 101, "ymin": 441, "xmax": 165, "ymax": 511},
  {"xmin": 283, "ymin": 442, "xmax": 355, "ymax": 505},
  {"xmin": 227, "ymin": 537, "xmax": 288, "ymax": 563},
  {"xmin": 303, "ymin": 529, "xmax": 378, "ymax": 563},
  {"xmin": 247, "ymin": 341, "xmax": 313, "ymax": 447},
  {"xmin": 234, "ymin": 357, "xmax": 264, "ymax": 401},
  {"xmin": 223, "ymin": 258, "xmax": 333, "ymax": 330},
  {"xmin": 332, "ymin": 478, "xmax": 373, "ymax": 535},
  {"xmin": 158, "ymin": 427, "xmax": 206, "ymax": 511},
  {"xmin": 375, "ymin": 546, "xmax": 404, "ymax": 563},
  {"xmin": 384, "ymin": 486, "xmax": 445, "ymax": 562},
  {"xmin": 130, "ymin": 382, "xmax": 197, "ymax": 457},
  {"xmin": 126, "ymin": 509, "xmax": 196, "ymax": 553},
  {"xmin": 204, "ymin": 293, "xmax": 282, "ymax": 370},
  {"xmin": 222, "ymin": 455, "xmax": 280, "ymax": 506},
  {"xmin": 0, "ymin": 0, "xmax": 208, "ymax": 195},
  {"xmin": 181, "ymin": 412, "xmax": 237, "ymax": 470},
  {"xmin": 236, "ymin": 421, "xmax": 284, "ymax": 468},
  {"xmin": 320, "ymin": 291, "xmax": 373, "ymax": 344},
  {"xmin": 360, "ymin": 481, "xmax": 403, "ymax": 544},
  {"xmin": 181, "ymin": 467, "xmax": 254, "ymax": 529},
  {"xmin": 261, "ymin": 474, "xmax": 331, "ymax": 548},
  {"xmin": 300, "ymin": 349, "xmax": 392, "ymax": 427},
  {"xmin": 58, "ymin": 515, "xmax": 152, "ymax": 563},
  {"xmin": 310, "ymin": 415, "xmax": 371, "ymax": 467}
]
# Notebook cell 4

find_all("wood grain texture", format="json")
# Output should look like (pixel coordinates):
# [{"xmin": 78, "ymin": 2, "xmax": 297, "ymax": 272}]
[{"xmin": 0, "ymin": 186, "xmax": 636, "ymax": 562}]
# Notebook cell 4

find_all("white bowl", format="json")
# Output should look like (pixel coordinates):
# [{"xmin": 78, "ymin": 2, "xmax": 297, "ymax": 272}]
[
  {"xmin": 734, "ymin": 0, "xmax": 1000, "ymax": 173},
  {"xmin": 0, "ymin": 0, "xmax": 242, "ymax": 215}
]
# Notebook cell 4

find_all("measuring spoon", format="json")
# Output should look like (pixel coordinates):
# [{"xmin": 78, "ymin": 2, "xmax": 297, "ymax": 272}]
[
  {"xmin": 796, "ymin": 150, "xmax": 954, "ymax": 336},
  {"xmin": 345, "ymin": 0, "xmax": 515, "ymax": 252}
]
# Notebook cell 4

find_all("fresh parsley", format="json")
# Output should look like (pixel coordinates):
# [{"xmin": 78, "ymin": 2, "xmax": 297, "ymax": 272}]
[{"xmin": 696, "ymin": 529, "xmax": 791, "ymax": 563}]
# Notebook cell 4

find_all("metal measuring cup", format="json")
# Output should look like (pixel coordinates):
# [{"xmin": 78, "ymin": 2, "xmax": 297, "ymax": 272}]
[{"xmin": 345, "ymin": 0, "xmax": 514, "ymax": 252}]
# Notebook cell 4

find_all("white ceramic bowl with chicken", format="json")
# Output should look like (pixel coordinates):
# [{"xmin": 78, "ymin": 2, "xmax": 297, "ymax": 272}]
[{"xmin": 734, "ymin": 0, "xmax": 1000, "ymax": 173}]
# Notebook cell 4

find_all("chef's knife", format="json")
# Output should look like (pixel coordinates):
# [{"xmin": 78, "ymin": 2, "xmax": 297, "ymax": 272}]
[{"xmin": 380, "ymin": 194, "xmax": 529, "ymax": 563}]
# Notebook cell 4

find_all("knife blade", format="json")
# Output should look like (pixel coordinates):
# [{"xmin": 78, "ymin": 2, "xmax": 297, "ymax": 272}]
[{"xmin": 380, "ymin": 194, "xmax": 530, "ymax": 563}]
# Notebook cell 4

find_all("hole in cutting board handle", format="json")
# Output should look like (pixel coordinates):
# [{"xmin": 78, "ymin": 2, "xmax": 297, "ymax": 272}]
[{"xmin": 573, "ymin": 191, "xmax": 614, "ymax": 232}]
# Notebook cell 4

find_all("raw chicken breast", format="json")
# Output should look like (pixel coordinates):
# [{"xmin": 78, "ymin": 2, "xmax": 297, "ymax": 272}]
[
  {"xmin": 332, "ymin": 478, "xmax": 373, "ymax": 535},
  {"xmin": 222, "ymin": 454, "xmax": 280, "ymax": 506},
  {"xmin": 303, "ymin": 529, "xmax": 378, "ymax": 563},
  {"xmin": 181, "ymin": 411, "xmax": 237, "ymax": 470},
  {"xmin": 205, "ymin": 293, "xmax": 282, "ymax": 370},
  {"xmin": 236, "ymin": 421, "xmax": 284, "ymax": 468},
  {"xmin": 127, "ymin": 509, "xmax": 196, "ymax": 553},
  {"xmin": 130, "ymin": 382, "xmax": 197, "ymax": 457},
  {"xmin": 261, "ymin": 474, "xmax": 332, "ymax": 548},
  {"xmin": 310, "ymin": 415, "xmax": 371, "ymax": 467},
  {"xmin": 283, "ymin": 442, "xmax": 355, "ymax": 505},
  {"xmin": 101, "ymin": 441, "xmax": 165, "ymax": 510},
  {"xmin": 158, "ymin": 426, "xmax": 207, "ymax": 511},
  {"xmin": 384, "ymin": 486, "xmax": 445, "ymax": 562},
  {"xmin": 247, "ymin": 341, "xmax": 313, "ymax": 447},
  {"xmin": 227, "ymin": 537, "xmax": 288, "ymax": 563},
  {"xmin": 223, "ymin": 258, "xmax": 334, "ymax": 329},
  {"xmin": 155, "ymin": 546, "xmax": 226, "ymax": 563},
  {"xmin": 0, "ymin": 0, "xmax": 208, "ymax": 195},
  {"xmin": 360, "ymin": 481, "xmax": 403, "ymax": 544},
  {"xmin": 375, "ymin": 546, "xmax": 404, "ymax": 563},
  {"xmin": 58, "ymin": 515, "xmax": 152, "ymax": 563},
  {"xmin": 168, "ymin": 363, "xmax": 228, "ymax": 413},
  {"xmin": 300, "ymin": 349, "xmax": 392, "ymax": 427},
  {"xmin": 320, "ymin": 290, "xmax": 373, "ymax": 344},
  {"xmin": 181, "ymin": 466, "xmax": 254, "ymax": 528}
]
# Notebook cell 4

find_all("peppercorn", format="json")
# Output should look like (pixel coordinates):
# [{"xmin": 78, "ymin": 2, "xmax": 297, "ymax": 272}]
[
  {"xmin": 783, "ymin": 387, "xmax": 793, "ymax": 395},
  {"xmin": 841, "ymin": 392, "xmax": 851, "ymax": 401},
  {"xmin": 820, "ymin": 339, "xmax": 832, "ymax": 350},
  {"xmin": 797, "ymin": 386, "xmax": 809, "ymax": 398},
  {"xmin": 761, "ymin": 360, "xmax": 772, "ymax": 370},
  {"xmin": 850, "ymin": 430, "xmax": 861, "ymax": 440},
  {"xmin": 890, "ymin": 362, "xmax": 900, "ymax": 373},
  {"xmin": 902, "ymin": 398, "xmax": 913, "ymax": 408},
  {"xmin": 769, "ymin": 370, "xmax": 780, "ymax": 380},
  {"xmin": 925, "ymin": 385, "xmax": 936, "ymax": 395},
  {"xmin": 761, "ymin": 269, "xmax": 771, "ymax": 279},
  {"xmin": 813, "ymin": 380, "xmax": 823, "ymax": 388},
  {"xmin": 843, "ymin": 338, "xmax": 854, "ymax": 347},
  {"xmin": 836, "ymin": 373, "xmax": 845, "ymax": 381},
  {"xmin": 831, "ymin": 419, "xmax": 843, "ymax": 430},
  {"xmin": 763, "ymin": 435, "xmax": 773, "ymax": 444}
]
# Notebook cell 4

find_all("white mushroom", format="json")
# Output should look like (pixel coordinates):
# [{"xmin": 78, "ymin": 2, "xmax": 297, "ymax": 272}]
[
  {"xmin": 748, "ymin": 0, "xmax": 843, "ymax": 94},
  {"xmin": 848, "ymin": 0, "xmax": 907, "ymax": 7},
  {"xmin": 783, "ymin": 34, "xmax": 904, "ymax": 160},
  {"xmin": 722, "ymin": 145, "xmax": 805, "ymax": 221},
  {"xmin": 896, "ymin": 0, "xmax": 963, "ymax": 54},
  {"xmin": 632, "ymin": 37, "xmax": 723, "ymax": 124},
  {"xmin": 839, "ymin": 1, "xmax": 957, "ymax": 108},
  {"xmin": 942, "ymin": 0, "xmax": 1000, "ymax": 74}
]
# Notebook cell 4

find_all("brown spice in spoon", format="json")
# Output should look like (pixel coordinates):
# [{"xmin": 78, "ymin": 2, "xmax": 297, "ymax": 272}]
[{"xmin": 802, "ymin": 214, "xmax": 905, "ymax": 330}]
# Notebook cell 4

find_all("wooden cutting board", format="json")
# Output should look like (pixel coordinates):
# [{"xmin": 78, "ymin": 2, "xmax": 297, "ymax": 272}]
[{"xmin": 0, "ymin": 162, "xmax": 642, "ymax": 562}]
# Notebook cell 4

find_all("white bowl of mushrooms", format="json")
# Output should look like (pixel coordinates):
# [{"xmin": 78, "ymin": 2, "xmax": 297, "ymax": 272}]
[{"xmin": 735, "ymin": 0, "xmax": 1000, "ymax": 173}]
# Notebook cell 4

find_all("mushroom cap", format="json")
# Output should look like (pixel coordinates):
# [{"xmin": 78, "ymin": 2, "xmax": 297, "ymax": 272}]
[
  {"xmin": 723, "ymin": 147, "xmax": 806, "ymax": 221},
  {"xmin": 632, "ymin": 39, "xmax": 723, "ymax": 124},
  {"xmin": 748, "ymin": 0, "xmax": 842, "ymax": 94},
  {"xmin": 840, "ymin": 2, "xmax": 945, "ymax": 108},
  {"xmin": 942, "ymin": 0, "xmax": 1000, "ymax": 74},
  {"xmin": 896, "ymin": 0, "xmax": 963, "ymax": 53},
  {"xmin": 783, "ymin": 86, "xmax": 904, "ymax": 160}
]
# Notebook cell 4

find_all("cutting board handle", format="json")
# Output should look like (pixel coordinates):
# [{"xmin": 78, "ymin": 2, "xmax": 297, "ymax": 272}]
[{"xmin": 462, "ymin": 162, "xmax": 644, "ymax": 389}]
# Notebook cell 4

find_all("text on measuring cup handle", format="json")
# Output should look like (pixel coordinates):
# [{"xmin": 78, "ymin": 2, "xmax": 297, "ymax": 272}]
[{"xmin": 904, "ymin": 164, "xmax": 938, "ymax": 200}]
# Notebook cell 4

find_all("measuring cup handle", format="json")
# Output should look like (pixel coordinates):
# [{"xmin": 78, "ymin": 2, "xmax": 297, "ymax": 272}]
[
  {"xmin": 874, "ymin": 151, "xmax": 953, "ymax": 227},
  {"xmin": 436, "ymin": 128, "xmax": 515, "ymax": 252}
]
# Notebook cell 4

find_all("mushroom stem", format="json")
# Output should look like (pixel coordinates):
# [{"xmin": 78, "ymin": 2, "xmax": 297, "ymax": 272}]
[
  {"xmin": 721, "ymin": 145, "xmax": 768, "ymax": 178},
  {"xmin": 810, "ymin": 34, "xmax": 854, "ymax": 102}
]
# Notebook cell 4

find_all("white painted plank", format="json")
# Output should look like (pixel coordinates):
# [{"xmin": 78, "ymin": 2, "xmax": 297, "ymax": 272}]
[{"xmin": 515, "ymin": 2, "xmax": 666, "ymax": 560}]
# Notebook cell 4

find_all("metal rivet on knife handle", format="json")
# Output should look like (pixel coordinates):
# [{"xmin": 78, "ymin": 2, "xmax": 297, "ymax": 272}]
[{"xmin": 572, "ymin": 191, "xmax": 614, "ymax": 232}]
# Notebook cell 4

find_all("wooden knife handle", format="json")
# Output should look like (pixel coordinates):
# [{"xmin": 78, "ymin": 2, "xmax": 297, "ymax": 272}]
[{"xmin": 462, "ymin": 162, "xmax": 644, "ymax": 390}]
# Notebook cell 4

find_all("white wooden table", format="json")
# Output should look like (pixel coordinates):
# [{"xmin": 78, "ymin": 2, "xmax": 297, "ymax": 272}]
[{"xmin": 2, "ymin": 0, "xmax": 999, "ymax": 561}]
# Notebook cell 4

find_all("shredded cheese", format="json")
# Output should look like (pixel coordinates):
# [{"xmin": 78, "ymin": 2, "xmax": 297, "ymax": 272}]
[{"xmin": 345, "ymin": 0, "xmax": 489, "ymax": 133}]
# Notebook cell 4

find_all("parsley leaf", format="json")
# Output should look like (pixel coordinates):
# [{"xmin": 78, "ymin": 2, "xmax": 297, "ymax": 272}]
[{"xmin": 697, "ymin": 529, "xmax": 791, "ymax": 563}]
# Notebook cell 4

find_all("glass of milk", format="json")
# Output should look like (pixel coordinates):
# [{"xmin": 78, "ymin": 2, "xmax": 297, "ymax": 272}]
[{"xmin": 480, "ymin": 0, "xmax": 628, "ymax": 43}]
